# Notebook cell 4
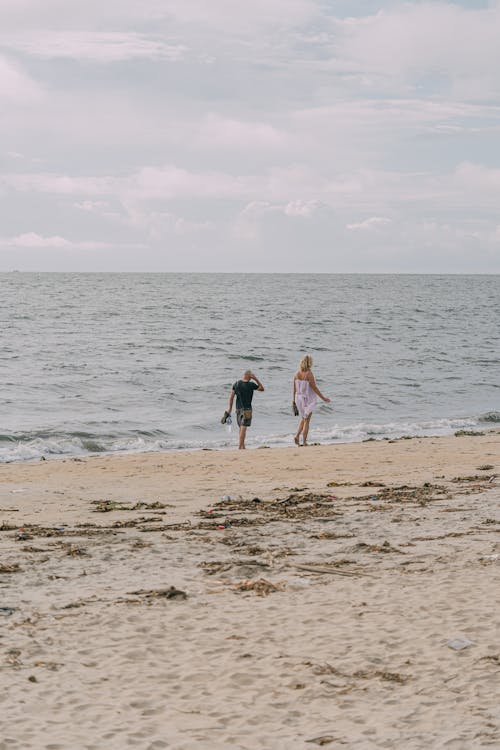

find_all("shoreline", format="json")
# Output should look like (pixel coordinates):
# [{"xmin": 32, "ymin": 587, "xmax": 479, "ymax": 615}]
[
  {"xmin": 0, "ymin": 421, "xmax": 497, "ymax": 468},
  {"xmin": 1, "ymin": 432, "xmax": 499, "ymax": 749}
]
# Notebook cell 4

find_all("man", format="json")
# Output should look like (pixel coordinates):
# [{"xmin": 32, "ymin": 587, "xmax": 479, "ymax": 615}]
[{"xmin": 227, "ymin": 370, "xmax": 264, "ymax": 450}]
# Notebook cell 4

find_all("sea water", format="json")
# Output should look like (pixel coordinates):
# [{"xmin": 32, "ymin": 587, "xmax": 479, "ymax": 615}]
[{"xmin": 1, "ymin": 273, "xmax": 498, "ymax": 462}]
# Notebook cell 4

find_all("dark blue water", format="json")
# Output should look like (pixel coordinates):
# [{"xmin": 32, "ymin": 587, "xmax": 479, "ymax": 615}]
[{"xmin": 1, "ymin": 273, "xmax": 498, "ymax": 461}]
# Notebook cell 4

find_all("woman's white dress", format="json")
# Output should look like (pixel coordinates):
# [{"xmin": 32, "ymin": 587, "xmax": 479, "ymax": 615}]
[{"xmin": 294, "ymin": 378, "xmax": 317, "ymax": 417}]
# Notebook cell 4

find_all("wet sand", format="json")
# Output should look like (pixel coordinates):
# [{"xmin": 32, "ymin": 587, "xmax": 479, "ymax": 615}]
[{"xmin": 1, "ymin": 433, "xmax": 499, "ymax": 749}]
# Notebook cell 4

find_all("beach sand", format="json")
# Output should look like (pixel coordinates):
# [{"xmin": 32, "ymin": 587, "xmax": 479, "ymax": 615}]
[{"xmin": 1, "ymin": 433, "xmax": 499, "ymax": 750}]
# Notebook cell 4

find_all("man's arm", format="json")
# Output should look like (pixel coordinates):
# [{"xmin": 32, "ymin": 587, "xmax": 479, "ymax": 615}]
[
  {"xmin": 250, "ymin": 372, "xmax": 264, "ymax": 392},
  {"xmin": 228, "ymin": 389, "xmax": 235, "ymax": 412}
]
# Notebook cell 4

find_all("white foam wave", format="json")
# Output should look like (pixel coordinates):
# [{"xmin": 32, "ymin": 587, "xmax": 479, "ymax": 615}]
[
  {"xmin": 248, "ymin": 416, "xmax": 484, "ymax": 448},
  {"xmin": 0, "ymin": 415, "xmax": 489, "ymax": 463}
]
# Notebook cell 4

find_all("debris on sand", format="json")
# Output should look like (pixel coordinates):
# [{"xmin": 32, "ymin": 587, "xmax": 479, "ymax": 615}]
[
  {"xmin": 310, "ymin": 531, "xmax": 355, "ymax": 540},
  {"xmin": 128, "ymin": 586, "xmax": 188, "ymax": 600},
  {"xmin": 308, "ymin": 661, "xmax": 410, "ymax": 685},
  {"xmin": 0, "ymin": 606, "xmax": 16, "ymax": 616},
  {"xmin": 0, "ymin": 522, "xmax": 18, "ymax": 531},
  {"xmin": 199, "ymin": 559, "xmax": 272, "ymax": 577},
  {"xmin": 478, "ymin": 654, "xmax": 500, "ymax": 665},
  {"xmin": 351, "ymin": 541, "xmax": 403, "ymax": 554},
  {"xmin": 452, "ymin": 475, "xmax": 495, "ymax": 483},
  {"xmin": 91, "ymin": 500, "xmax": 130, "ymax": 512},
  {"xmin": 234, "ymin": 578, "xmax": 284, "ymax": 596},
  {"xmin": 352, "ymin": 668, "xmax": 409, "ymax": 684},
  {"xmin": 358, "ymin": 483, "xmax": 449, "ymax": 507},
  {"xmin": 91, "ymin": 499, "xmax": 168, "ymax": 513},
  {"xmin": 294, "ymin": 561, "xmax": 363, "ymax": 578},
  {"xmin": 63, "ymin": 545, "xmax": 90, "ymax": 557},
  {"xmin": 0, "ymin": 563, "xmax": 21, "ymax": 573},
  {"xmin": 446, "ymin": 637, "xmax": 475, "ymax": 651},
  {"xmin": 306, "ymin": 736, "xmax": 337, "ymax": 746}
]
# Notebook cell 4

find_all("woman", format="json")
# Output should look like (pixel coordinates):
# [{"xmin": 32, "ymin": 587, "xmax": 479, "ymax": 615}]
[{"xmin": 293, "ymin": 355, "xmax": 330, "ymax": 446}]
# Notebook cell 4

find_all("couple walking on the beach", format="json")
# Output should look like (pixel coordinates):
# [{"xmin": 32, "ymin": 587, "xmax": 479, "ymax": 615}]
[{"xmin": 224, "ymin": 355, "xmax": 330, "ymax": 449}]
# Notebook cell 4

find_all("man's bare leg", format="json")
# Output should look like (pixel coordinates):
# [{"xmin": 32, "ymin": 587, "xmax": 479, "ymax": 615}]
[{"xmin": 239, "ymin": 425, "xmax": 247, "ymax": 450}]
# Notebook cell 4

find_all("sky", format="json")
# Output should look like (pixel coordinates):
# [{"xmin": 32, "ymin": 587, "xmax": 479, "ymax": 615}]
[{"xmin": 1, "ymin": 0, "xmax": 500, "ymax": 273}]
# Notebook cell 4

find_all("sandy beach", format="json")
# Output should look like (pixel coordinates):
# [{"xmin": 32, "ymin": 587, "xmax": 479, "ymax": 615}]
[{"xmin": 1, "ymin": 432, "xmax": 499, "ymax": 750}]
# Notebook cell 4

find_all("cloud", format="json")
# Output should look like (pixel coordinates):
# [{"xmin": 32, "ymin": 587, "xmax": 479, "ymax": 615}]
[
  {"xmin": 0, "ymin": 0, "xmax": 176, "ymax": 29},
  {"xmin": 196, "ymin": 114, "xmax": 292, "ymax": 150},
  {"xmin": 2, "ymin": 32, "xmax": 186, "ymax": 62},
  {"xmin": 454, "ymin": 161, "xmax": 500, "ymax": 191},
  {"xmin": 2, "ymin": 173, "xmax": 117, "ymax": 196},
  {"xmin": 239, "ymin": 198, "xmax": 321, "ymax": 218},
  {"xmin": 173, "ymin": 217, "xmax": 215, "ymax": 235},
  {"xmin": 160, "ymin": 0, "xmax": 316, "ymax": 32},
  {"xmin": 73, "ymin": 200, "xmax": 111, "ymax": 212},
  {"xmin": 347, "ymin": 216, "xmax": 392, "ymax": 231},
  {"xmin": 283, "ymin": 199, "xmax": 321, "ymax": 217},
  {"xmin": 72, "ymin": 200, "xmax": 123, "ymax": 222},
  {"xmin": 0, "ymin": 232, "xmax": 124, "ymax": 250},
  {"xmin": 0, "ymin": 55, "xmax": 42, "ymax": 102},
  {"xmin": 329, "ymin": 3, "xmax": 500, "ymax": 98}
]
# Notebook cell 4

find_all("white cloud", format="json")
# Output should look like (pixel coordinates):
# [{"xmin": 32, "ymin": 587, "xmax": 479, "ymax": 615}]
[
  {"xmin": 2, "ymin": 31, "xmax": 186, "ymax": 62},
  {"xmin": 330, "ymin": 3, "xmax": 500, "ymax": 97},
  {"xmin": 72, "ymin": 200, "xmax": 123, "ymax": 221},
  {"xmin": 73, "ymin": 200, "xmax": 111, "ymax": 212},
  {"xmin": 2, "ymin": 173, "xmax": 117, "ymax": 196},
  {"xmin": 0, "ymin": 0, "xmax": 175, "ymax": 29},
  {"xmin": 283, "ymin": 199, "xmax": 321, "ymax": 217},
  {"xmin": 173, "ymin": 217, "xmax": 214, "ymax": 235},
  {"xmin": 0, "ymin": 232, "xmax": 118, "ymax": 250},
  {"xmin": 454, "ymin": 161, "xmax": 500, "ymax": 191},
  {"xmin": 0, "ymin": 55, "xmax": 42, "ymax": 102},
  {"xmin": 160, "ymin": 0, "xmax": 316, "ymax": 32},
  {"xmin": 196, "ymin": 114, "xmax": 292, "ymax": 150},
  {"xmin": 347, "ymin": 216, "xmax": 392, "ymax": 231}
]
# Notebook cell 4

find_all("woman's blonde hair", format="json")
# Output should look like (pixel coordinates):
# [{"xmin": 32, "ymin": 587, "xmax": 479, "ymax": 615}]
[{"xmin": 299, "ymin": 354, "xmax": 313, "ymax": 372}]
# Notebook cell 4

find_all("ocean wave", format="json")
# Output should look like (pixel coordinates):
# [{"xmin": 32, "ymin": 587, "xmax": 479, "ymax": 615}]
[
  {"xmin": 0, "ymin": 415, "xmax": 491, "ymax": 463},
  {"xmin": 0, "ymin": 432, "xmax": 172, "ymax": 463},
  {"xmin": 480, "ymin": 411, "xmax": 500, "ymax": 423},
  {"xmin": 227, "ymin": 354, "xmax": 265, "ymax": 361},
  {"xmin": 248, "ymin": 416, "xmax": 485, "ymax": 448}
]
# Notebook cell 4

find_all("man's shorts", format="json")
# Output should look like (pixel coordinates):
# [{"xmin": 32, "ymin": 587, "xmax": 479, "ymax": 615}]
[{"xmin": 236, "ymin": 408, "xmax": 253, "ymax": 427}]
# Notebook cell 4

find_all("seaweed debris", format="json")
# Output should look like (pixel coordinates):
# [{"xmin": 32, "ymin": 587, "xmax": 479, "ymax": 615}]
[
  {"xmin": 91, "ymin": 500, "xmax": 168, "ymax": 513},
  {"xmin": 128, "ymin": 586, "xmax": 187, "ymax": 600},
  {"xmin": 234, "ymin": 578, "xmax": 284, "ymax": 596},
  {"xmin": 0, "ymin": 563, "xmax": 21, "ymax": 573}
]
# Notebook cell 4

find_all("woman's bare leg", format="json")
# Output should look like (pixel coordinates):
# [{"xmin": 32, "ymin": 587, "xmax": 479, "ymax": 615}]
[
  {"xmin": 294, "ymin": 418, "xmax": 304, "ymax": 445},
  {"xmin": 302, "ymin": 414, "xmax": 312, "ymax": 445}
]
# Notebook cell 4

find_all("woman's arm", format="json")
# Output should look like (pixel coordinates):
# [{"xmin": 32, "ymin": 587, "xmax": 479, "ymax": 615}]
[{"xmin": 307, "ymin": 372, "xmax": 330, "ymax": 402}]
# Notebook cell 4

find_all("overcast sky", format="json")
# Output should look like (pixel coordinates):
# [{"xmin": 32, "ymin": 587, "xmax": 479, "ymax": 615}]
[{"xmin": 1, "ymin": 0, "xmax": 500, "ymax": 272}]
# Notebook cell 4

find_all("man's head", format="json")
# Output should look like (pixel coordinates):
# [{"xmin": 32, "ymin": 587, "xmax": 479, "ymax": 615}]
[{"xmin": 242, "ymin": 369, "xmax": 252, "ymax": 380}]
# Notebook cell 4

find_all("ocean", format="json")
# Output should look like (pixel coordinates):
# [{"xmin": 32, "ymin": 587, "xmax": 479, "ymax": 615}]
[{"xmin": 1, "ymin": 273, "xmax": 498, "ymax": 462}]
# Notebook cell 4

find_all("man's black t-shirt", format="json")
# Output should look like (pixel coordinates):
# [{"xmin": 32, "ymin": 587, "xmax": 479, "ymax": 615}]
[{"xmin": 232, "ymin": 380, "xmax": 258, "ymax": 410}]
